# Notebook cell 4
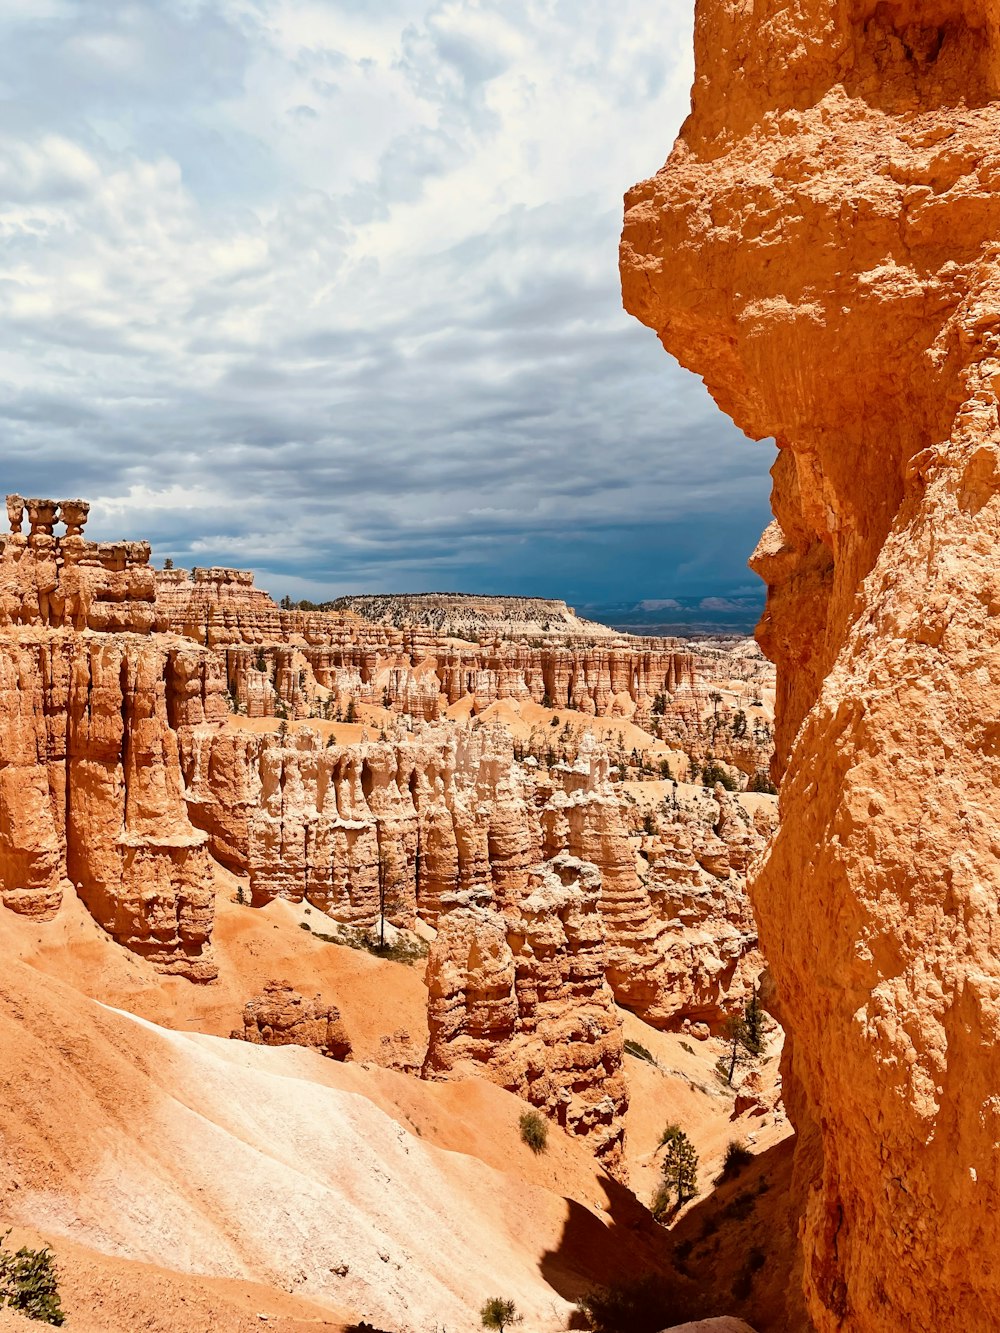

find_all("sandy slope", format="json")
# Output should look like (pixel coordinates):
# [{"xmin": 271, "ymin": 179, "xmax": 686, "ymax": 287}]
[
  {"xmin": 0, "ymin": 876, "xmax": 430, "ymax": 1064},
  {"xmin": 0, "ymin": 927, "xmax": 676, "ymax": 1332}
]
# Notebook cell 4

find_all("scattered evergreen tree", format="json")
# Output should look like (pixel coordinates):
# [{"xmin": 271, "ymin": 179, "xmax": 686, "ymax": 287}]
[
  {"xmin": 743, "ymin": 988, "xmax": 765, "ymax": 1054},
  {"xmin": 480, "ymin": 1296, "xmax": 522, "ymax": 1332},
  {"xmin": 345, "ymin": 700, "xmax": 358, "ymax": 724},
  {"xmin": 658, "ymin": 1126, "xmax": 699, "ymax": 1209}
]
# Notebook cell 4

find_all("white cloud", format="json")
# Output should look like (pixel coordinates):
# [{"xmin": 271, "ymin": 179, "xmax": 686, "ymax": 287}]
[{"xmin": 0, "ymin": 0, "xmax": 773, "ymax": 600}]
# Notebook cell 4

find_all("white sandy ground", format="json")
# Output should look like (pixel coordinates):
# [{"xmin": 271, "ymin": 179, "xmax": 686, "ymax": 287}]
[{"xmin": 0, "ymin": 940, "xmax": 682, "ymax": 1332}]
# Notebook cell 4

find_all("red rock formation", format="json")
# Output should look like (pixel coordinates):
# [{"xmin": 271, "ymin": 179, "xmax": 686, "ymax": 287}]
[
  {"xmin": 0, "ymin": 500, "xmax": 216, "ymax": 976},
  {"xmin": 178, "ymin": 721, "xmax": 537, "ymax": 928},
  {"xmin": 423, "ymin": 856, "xmax": 628, "ymax": 1176},
  {"xmin": 156, "ymin": 567, "xmax": 697, "ymax": 721},
  {"xmin": 540, "ymin": 743, "xmax": 771, "ymax": 1026},
  {"xmin": 231, "ymin": 979, "xmax": 352, "ymax": 1060},
  {"xmin": 622, "ymin": 3, "xmax": 1000, "ymax": 1326}
]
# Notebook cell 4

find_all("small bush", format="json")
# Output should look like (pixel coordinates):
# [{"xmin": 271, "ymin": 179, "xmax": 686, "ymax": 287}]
[
  {"xmin": 718, "ymin": 1138, "xmax": 753, "ymax": 1182},
  {"xmin": 650, "ymin": 1181, "xmax": 673, "ymax": 1222},
  {"xmin": 518, "ymin": 1109, "xmax": 548, "ymax": 1154},
  {"xmin": 0, "ymin": 1232, "xmax": 65, "ymax": 1326},
  {"xmin": 624, "ymin": 1039, "xmax": 655, "ymax": 1064},
  {"xmin": 480, "ymin": 1295, "xmax": 522, "ymax": 1331},
  {"xmin": 575, "ymin": 1275, "xmax": 696, "ymax": 1333}
]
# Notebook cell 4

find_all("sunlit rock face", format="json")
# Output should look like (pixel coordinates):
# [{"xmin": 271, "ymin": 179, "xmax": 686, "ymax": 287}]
[
  {"xmin": 0, "ymin": 500, "xmax": 217, "ymax": 977},
  {"xmin": 623, "ymin": 4, "xmax": 1000, "ymax": 1328}
]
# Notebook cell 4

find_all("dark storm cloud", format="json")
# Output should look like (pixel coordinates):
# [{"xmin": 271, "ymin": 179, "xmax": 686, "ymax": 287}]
[{"xmin": 0, "ymin": 0, "xmax": 772, "ymax": 602}]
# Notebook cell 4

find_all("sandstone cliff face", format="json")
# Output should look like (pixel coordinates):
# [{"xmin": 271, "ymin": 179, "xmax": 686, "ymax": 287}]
[
  {"xmin": 0, "ymin": 505, "xmax": 217, "ymax": 978},
  {"xmin": 622, "ymin": 5, "xmax": 1000, "ymax": 1327},
  {"xmin": 540, "ymin": 748, "xmax": 771, "ymax": 1027},
  {"xmin": 329, "ymin": 592, "xmax": 618, "ymax": 641},
  {"xmin": 178, "ymin": 721, "xmax": 539, "ymax": 928},
  {"xmin": 423, "ymin": 856, "xmax": 628, "ymax": 1176},
  {"xmin": 180, "ymin": 716, "xmax": 766, "ymax": 1031},
  {"xmin": 231, "ymin": 979, "xmax": 353, "ymax": 1060}
]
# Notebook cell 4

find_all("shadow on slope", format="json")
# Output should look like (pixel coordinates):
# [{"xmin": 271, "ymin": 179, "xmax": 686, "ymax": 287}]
[{"xmin": 541, "ymin": 1137, "xmax": 804, "ymax": 1332}]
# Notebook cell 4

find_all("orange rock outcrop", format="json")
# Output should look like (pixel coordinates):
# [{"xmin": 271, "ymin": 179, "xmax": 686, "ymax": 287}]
[
  {"xmin": 231, "ymin": 979, "xmax": 353, "ymax": 1060},
  {"xmin": 422, "ymin": 856, "xmax": 629, "ymax": 1176},
  {"xmin": 622, "ymin": 3, "xmax": 1000, "ymax": 1327},
  {"xmin": 156, "ymin": 566, "xmax": 697, "ymax": 721},
  {"xmin": 0, "ymin": 500, "xmax": 217, "ymax": 978}
]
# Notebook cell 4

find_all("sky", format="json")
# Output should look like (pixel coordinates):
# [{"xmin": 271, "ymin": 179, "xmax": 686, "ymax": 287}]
[{"xmin": 0, "ymin": 0, "xmax": 774, "ymax": 605}]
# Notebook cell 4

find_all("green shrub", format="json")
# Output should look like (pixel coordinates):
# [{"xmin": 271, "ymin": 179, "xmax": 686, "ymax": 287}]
[
  {"xmin": 650, "ymin": 1181, "xmax": 673, "ymax": 1222},
  {"xmin": 719, "ymin": 1138, "xmax": 753, "ymax": 1182},
  {"xmin": 624, "ymin": 1039, "xmax": 655, "ymax": 1064},
  {"xmin": 701, "ymin": 759, "xmax": 737, "ymax": 791},
  {"xmin": 518, "ymin": 1109, "xmax": 548, "ymax": 1154},
  {"xmin": 723, "ymin": 1188, "xmax": 757, "ymax": 1222},
  {"xmin": 575, "ymin": 1275, "xmax": 695, "ymax": 1333},
  {"xmin": 480, "ymin": 1295, "xmax": 522, "ymax": 1331},
  {"xmin": 0, "ymin": 1232, "xmax": 65, "ymax": 1326}
]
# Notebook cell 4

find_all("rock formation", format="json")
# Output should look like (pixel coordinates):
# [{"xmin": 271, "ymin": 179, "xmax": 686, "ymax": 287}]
[
  {"xmin": 622, "ymin": 3, "xmax": 1000, "ymax": 1326},
  {"xmin": 422, "ymin": 856, "xmax": 629, "ymax": 1176},
  {"xmin": 0, "ymin": 500, "xmax": 217, "ymax": 977},
  {"xmin": 328, "ymin": 591, "xmax": 618, "ymax": 641},
  {"xmin": 231, "ymin": 979, "xmax": 353, "ymax": 1060},
  {"xmin": 156, "ymin": 566, "xmax": 697, "ymax": 721}
]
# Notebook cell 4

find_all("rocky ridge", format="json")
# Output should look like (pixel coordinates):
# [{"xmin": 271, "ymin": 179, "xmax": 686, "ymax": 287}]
[
  {"xmin": 327, "ymin": 591, "xmax": 618, "ymax": 641},
  {"xmin": 156, "ymin": 565, "xmax": 697, "ymax": 721},
  {"xmin": 622, "ymin": 2, "xmax": 1000, "ymax": 1326}
]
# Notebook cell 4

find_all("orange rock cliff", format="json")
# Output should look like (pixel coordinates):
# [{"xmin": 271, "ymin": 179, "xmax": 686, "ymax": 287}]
[{"xmin": 623, "ymin": 2, "xmax": 1000, "ymax": 1327}]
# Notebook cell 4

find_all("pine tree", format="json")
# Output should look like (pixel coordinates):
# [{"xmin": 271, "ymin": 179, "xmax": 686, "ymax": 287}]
[{"xmin": 659, "ymin": 1125, "xmax": 699, "ymax": 1208}]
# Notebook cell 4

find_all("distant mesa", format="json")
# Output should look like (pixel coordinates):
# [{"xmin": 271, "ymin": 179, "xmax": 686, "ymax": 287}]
[{"xmin": 327, "ymin": 592, "xmax": 618, "ymax": 642}]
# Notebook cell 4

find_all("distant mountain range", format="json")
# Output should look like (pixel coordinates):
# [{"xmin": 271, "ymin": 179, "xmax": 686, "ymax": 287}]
[{"xmin": 581, "ymin": 594, "xmax": 764, "ymax": 637}]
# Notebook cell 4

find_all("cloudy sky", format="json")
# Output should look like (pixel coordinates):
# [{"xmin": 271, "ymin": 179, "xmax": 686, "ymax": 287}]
[{"xmin": 0, "ymin": 0, "xmax": 773, "ymax": 605}]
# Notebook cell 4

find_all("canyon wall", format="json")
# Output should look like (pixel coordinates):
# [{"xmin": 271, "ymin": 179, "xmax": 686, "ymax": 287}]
[
  {"xmin": 0, "ymin": 499, "xmax": 219, "ymax": 978},
  {"xmin": 622, "ymin": 2, "xmax": 1000, "ymax": 1327},
  {"xmin": 157, "ymin": 566, "xmax": 697, "ymax": 721},
  {"xmin": 423, "ymin": 857, "xmax": 629, "ymax": 1177}
]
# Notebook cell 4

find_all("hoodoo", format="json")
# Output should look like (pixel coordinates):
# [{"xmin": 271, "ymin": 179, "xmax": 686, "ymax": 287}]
[{"xmin": 623, "ymin": 2, "xmax": 1000, "ymax": 1329}]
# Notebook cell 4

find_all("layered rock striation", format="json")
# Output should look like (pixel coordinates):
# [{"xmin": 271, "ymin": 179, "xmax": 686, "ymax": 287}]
[
  {"xmin": 327, "ymin": 592, "xmax": 618, "ymax": 641},
  {"xmin": 423, "ymin": 857, "xmax": 629, "ymax": 1176},
  {"xmin": 156, "ymin": 566, "xmax": 697, "ymax": 721},
  {"xmin": 622, "ymin": 3, "xmax": 1000, "ymax": 1327},
  {"xmin": 0, "ymin": 499, "xmax": 218, "ymax": 978}
]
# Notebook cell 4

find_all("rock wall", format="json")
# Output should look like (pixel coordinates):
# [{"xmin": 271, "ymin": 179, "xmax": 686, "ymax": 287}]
[
  {"xmin": 157, "ymin": 567, "xmax": 697, "ymax": 721},
  {"xmin": 541, "ymin": 755, "xmax": 771, "ymax": 1026},
  {"xmin": 0, "ymin": 502, "xmax": 219, "ymax": 977},
  {"xmin": 328, "ymin": 592, "xmax": 618, "ymax": 640},
  {"xmin": 180, "ymin": 716, "xmax": 768, "ymax": 1029},
  {"xmin": 422, "ymin": 857, "xmax": 629, "ymax": 1177},
  {"xmin": 622, "ymin": 3, "xmax": 1000, "ymax": 1327}
]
